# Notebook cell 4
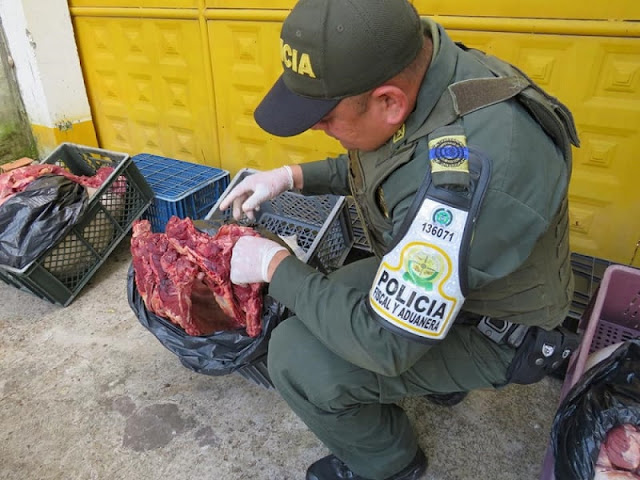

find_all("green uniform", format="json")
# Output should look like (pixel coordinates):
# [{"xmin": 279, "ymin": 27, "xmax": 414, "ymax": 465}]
[{"xmin": 267, "ymin": 19, "xmax": 573, "ymax": 480}]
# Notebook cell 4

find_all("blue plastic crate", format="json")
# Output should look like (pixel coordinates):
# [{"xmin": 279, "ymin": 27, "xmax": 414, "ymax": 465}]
[{"xmin": 132, "ymin": 154, "xmax": 230, "ymax": 232}]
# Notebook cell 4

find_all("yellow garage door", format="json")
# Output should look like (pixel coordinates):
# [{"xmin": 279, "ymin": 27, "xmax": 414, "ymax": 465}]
[{"xmin": 69, "ymin": 0, "xmax": 640, "ymax": 266}]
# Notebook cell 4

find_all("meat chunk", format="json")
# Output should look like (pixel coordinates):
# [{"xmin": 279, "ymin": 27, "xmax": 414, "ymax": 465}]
[
  {"xmin": 0, "ymin": 164, "xmax": 115, "ymax": 206},
  {"xmin": 595, "ymin": 424, "xmax": 640, "ymax": 479},
  {"xmin": 594, "ymin": 467, "xmax": 640, "ymax": 479},
  {"xmin": 131, "ymin": 217, "xmax": 265, "ymax": 337}
]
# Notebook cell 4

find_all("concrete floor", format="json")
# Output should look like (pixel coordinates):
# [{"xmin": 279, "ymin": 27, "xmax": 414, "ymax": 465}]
[{"xmin": 0, "ymin": 239, "xmax": 563, "ymax": 480}]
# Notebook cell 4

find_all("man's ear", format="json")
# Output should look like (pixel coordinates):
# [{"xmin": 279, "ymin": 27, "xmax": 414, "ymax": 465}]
[{"xmin": 371, "ymin": 85, "xmax": 410, "ymax": 126}]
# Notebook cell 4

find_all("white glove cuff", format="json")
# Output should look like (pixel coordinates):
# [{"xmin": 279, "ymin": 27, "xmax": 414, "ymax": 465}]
[
  {"xmin": 283, "ymin": 165, "xmax": 295, "ymax": 190},
  {"xmin": 261, "ymin": 244, "xmax": 287, "ymax": 282}
]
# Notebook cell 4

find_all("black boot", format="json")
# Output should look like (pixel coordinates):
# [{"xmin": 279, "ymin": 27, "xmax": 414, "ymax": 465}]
[
  {"xmin": 423, "ymin": 391, "xmax": 468, "ymax": 406},
  {"xmin": 306, "ymin": 448, "xmax": 427, "ymax": 480}
]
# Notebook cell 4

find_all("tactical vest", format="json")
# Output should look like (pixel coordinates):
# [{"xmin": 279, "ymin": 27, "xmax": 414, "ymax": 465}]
[{"xmin": 348, "ymin": 44, "xmax": 579, "ymax": 330}]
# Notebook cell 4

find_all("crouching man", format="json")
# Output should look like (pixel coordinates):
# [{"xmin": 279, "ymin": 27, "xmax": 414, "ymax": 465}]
[{"xmin": 220, "ymin": 0, "xmax": 579, "ymax": 478}]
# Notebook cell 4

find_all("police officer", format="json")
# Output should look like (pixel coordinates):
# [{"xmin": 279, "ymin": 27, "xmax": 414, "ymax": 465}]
[{"xmin": 219, "ymin": 0, "xmax": 577, "ymax": 479}]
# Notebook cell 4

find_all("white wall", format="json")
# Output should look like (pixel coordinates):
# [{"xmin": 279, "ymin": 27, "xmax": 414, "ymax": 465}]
[{"xmin": 0, "ymin": 0, "xmax": 91, "ymax": 128}]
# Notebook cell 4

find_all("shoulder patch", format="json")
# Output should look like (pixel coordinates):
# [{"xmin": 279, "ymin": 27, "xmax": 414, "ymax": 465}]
[{"xmin": 428, "ymin": 134, "xmax": 469, "ymax": 173}]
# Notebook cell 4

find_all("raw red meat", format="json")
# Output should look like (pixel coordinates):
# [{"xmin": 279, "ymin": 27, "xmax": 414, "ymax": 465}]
[
  {"xmin": 595, "ymin": 424, "xmax": 640, "ymax": 479},
  {"xmin": 131, "ymin": 217, "xmax": 265, "ymax": 337},
  {"xmin": 0, "ymin": 164, "xmax": 115, "ymax": 206}
]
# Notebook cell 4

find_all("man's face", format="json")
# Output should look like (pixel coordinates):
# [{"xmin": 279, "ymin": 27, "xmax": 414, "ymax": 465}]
[{"xmin": 310, "ymin": 92, "xmax": 394, "ymax": 152}]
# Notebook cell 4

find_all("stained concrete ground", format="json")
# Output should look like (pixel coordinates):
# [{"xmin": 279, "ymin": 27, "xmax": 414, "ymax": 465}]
[{"xmin": 0, "ymin": 239, "xmax": 563, "ymax": 480}]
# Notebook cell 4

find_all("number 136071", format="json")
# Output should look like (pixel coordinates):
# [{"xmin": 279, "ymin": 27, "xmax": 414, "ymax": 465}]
[{"xmin": 421, "ymin": 223, "xmax": 454, "ymax": 242}]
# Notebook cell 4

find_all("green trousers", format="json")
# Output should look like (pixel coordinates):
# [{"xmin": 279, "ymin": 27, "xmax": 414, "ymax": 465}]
[{"xmin": 267, "ymin": 257, "xmax": 516, "ymax": 480}]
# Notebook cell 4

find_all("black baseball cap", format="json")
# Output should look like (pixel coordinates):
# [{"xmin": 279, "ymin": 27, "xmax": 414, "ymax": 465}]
[{"xmin": 254, "ymin": 0, "xmax": 424, "ymax": 137}]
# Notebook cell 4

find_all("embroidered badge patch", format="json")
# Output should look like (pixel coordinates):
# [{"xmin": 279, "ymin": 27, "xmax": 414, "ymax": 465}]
[
  {"xmin": 428, "ymin": 135, "xmax": 469, "ymax": 174},
  {"xmin": 393, "ymin": 124, "xmax": 406, "ymax": 143}
]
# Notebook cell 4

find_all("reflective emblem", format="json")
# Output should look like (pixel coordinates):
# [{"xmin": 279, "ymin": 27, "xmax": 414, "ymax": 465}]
[
  {"xmin": 369, "ymin": 198, "xmax": 467, "ymax": 341},
  {"xmin": 542, "ymin": 343, "xmax": 555, "ymax": 357}
]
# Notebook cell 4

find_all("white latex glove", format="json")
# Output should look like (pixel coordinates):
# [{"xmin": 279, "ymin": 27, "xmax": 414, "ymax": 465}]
[
  {"xmin": 219, "ymin": 166, "xmax": 294, "ymax": 221},
  {"xmin": 230, "ymin": 236, "xmax": 288, "ymax": 284}
]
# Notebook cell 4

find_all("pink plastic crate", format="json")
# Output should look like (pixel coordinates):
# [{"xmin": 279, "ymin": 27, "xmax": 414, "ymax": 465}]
[
  {"xmin": 562, "ymin": 265, "xmax": 640, "ymax": 397},
  {"xmin": 540, "ymin": 264, "xmax": 640, "ymax": 480}
]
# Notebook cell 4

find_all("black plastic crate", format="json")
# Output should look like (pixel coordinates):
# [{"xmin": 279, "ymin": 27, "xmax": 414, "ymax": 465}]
[
  {"xmin": 346, "ymin": 196, "xmax": 371, "ymax": 252},
  {"xmin": 235, "ymin": 354, "xmax": 274, "ymax": 389},
  {"xmin": 568, "ymin": 253, "xmax": 614, "ymax": 322},
  {"xmin": 0, "ymin": 143, "xmax": 153, "ymax": 306},
  {"xmin": 207, "ymin": 168, "xmax": 354, "ymax": 275}
]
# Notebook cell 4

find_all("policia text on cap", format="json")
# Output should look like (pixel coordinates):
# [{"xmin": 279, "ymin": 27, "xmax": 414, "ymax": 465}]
[{"xmin": 218, "ymin": 1, "xmax": 580, "ymax": 479}]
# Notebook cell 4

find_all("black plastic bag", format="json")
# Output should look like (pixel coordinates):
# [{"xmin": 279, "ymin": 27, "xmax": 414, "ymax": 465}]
[
  {"xmin": 127, "ymin": 263, "xmax": 288, "ymax": 376},
  {"xmin": 551, "ymin": 339, "xmax": 640, "ymax": 480},
  {"xmin": 0, "ymin": 175, "xmax": 88, "ymax": 269}
]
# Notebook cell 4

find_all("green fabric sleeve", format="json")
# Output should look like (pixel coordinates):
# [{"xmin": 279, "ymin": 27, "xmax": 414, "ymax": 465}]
[
  {"xmin": 462, "ymin": 100, "xmax": 568, "ymax": 288},
  {"xmin": 269, "ymin": 256, "xmax": 432, "ymax": 376},
  {"xmin": 299, "ymin": 154, "xmax": 351, "ymax": 196}
]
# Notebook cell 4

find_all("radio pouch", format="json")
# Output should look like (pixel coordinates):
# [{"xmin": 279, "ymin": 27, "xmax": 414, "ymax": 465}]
[{"xmin": 506, "ymin": 326, "xmax": 579, "ymax": 385}]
